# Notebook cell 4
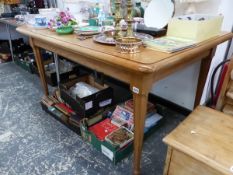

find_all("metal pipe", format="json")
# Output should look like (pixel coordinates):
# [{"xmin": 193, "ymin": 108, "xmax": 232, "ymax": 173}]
[
  {"xmin": 54, "ymin": 53, "xmax": 60, "ymax": 86},
  {"xmin": 6, "ymin": 24, "xmax": 14, "ymax": 62}
]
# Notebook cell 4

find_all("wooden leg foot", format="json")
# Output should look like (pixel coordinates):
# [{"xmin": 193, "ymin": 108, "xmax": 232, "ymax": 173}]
[
  {"xmin": 30, "ymin": 38, "xmax": 49, "ymax": 96},
  {"xmin": 133, "ymin": 93, "xmax": 148, "ymax": 175}
]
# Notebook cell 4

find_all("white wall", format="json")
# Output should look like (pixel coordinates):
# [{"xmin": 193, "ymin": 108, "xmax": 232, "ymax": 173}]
[
  {"xmin": 200, "ymin": 0, "xmax": 233, "ymax": 105},
  {"xmin": 151, "ymin": 0, "xmax": 233, "ymax": 110}
]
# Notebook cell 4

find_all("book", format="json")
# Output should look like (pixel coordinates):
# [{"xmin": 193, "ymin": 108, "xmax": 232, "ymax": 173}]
[
  {"xmin": 89, "ymin": 118, "xmax": 119, "ymax": 141},
  {"xmin": 105, "ymin": 127, "xmax": 134, "ymax": 148},
  {"xmin": 124, "ymin": 99, "xmax": 155, "ymax": 113},
  {"xmin": 144, "ymin": 36, "xmax": 196, "ymax": 53},
  {"xmin": 144, "ymin": 112, "xmax": 163, "ymax": 133},
  {"xmin": 111, "ymin": 106, "xmax": 134, "ymax": 131}
]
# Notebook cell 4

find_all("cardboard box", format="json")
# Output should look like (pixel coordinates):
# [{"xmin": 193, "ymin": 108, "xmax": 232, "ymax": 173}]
[
  {"xmin": 15, "ymin": 58, "xmax": 34, "ymax": 74},
  {"xmin": 80, "ymin": 114, "xmax": 164, "ymax": 164},
  {"xmin": 60, "ymin": 75, "xmax": 114, "ymax": 118},
  {"xmin": 167, "ymin": 14, "xmax": 223, "ymax": 42},
  {"xmin": 80, "ymin": 119, "xmax": 133, "ymax": 164},
  {"xmin": 40, "ymin": 102, "xmax": 81, "ymax": 135}
]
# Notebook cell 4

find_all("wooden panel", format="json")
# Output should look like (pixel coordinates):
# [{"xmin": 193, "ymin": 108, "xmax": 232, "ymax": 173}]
[
  {"xmin": 163, "ymin": 106, "xmax": 233, "ymax": 175},
  {"xmin": 163, "ymin": 146, "xmax": 173, "ymax": 175},
  {"xmin": 167, "ymin": 149, "xmax": 220, "ymax": 175},
  {"xmin": 33, "ymin": 39, "xmax": 133, "ymax": 84}
]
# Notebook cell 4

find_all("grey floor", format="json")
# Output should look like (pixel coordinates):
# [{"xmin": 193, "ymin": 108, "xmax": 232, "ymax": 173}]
[{"xmin": 0, "ymin": 63, "xmax": 186, "ymax": 175}]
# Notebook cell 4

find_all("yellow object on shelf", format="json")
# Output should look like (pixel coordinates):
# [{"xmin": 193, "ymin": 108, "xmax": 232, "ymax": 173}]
[{"xmin": 167, "ymin": 14, "xmax": 223, "ymax": 42}]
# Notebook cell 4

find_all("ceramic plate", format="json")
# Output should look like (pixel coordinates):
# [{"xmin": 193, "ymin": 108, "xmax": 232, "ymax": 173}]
[
  {"xmin": 144, "ymin": 0, "xmax": 174, "ymax": 29},
  {"xmin": 93, "ymin": 34, "xmax": 115, "ymax": 45},
  {"xmin": 75, "ymin": 26, "xmax": 100, "ymax": 32}
]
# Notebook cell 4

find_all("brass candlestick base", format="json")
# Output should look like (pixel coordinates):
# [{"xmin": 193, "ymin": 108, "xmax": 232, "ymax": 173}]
[{"xmin": 114, "ymin": 0, "xmax": 123, "ymax": 39}]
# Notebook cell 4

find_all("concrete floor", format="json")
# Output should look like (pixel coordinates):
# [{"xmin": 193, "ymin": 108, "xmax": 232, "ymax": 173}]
[{"xmin": 0, "ymin": 63, "xmax": 186, "ymax": 175}]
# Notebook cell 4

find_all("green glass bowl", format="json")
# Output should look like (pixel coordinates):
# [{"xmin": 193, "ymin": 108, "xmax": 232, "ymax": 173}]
[{"xmin": 56, "ymin": 26, "xmax": 74, "ymax": 35}]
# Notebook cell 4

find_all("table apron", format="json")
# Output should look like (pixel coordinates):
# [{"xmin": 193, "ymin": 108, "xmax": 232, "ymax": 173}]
[{"xmin": 32, "ymin": 38, "xmax": 139, "ymax": 84}]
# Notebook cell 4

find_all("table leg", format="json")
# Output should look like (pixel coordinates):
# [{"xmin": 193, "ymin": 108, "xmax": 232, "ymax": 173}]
[
  {"xmin": 194, "ymin": 48, "xmax": 216, "ymax": 107},
  {"xmin": 133, "ymin": 92, "xmax": 149, "ymax": 175},
  {"xmin": 131, "ymin": 75, "xmax": 153, "ymax": 175},
  {"xmin": 30, "ymin": 38, "xmax": 49, "ymax": 96},
  {"xmin": 54, "ymin": 53, "xmax": 60, "ymax": 86}
]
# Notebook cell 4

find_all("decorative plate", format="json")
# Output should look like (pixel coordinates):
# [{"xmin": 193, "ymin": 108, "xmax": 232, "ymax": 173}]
[
  {"xmin": 93, "ymin": 34, "xmax": 115, "ymax": 45},
  {"xmin": 93, "ymin": 33, "xmax": 153, "ymax": 45},
  {"xmin": 75, "ymin": 26, "xmax": 100, "ymax": 32},
  {"xmin": 144, "ymin": 0, "xmax": 174, "ymax": 29},
  {"xmin": 74, "ymin": 26, "xmax": 101, "ymax": 36}
]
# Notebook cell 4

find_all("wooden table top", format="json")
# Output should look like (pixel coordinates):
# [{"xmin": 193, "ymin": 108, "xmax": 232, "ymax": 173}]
[
  {"xmin": 163, "ymin": 106, "xmax": 233, "ymax": 175},
  {"xmin": 16, "ymin": 25, "xmax": 233, "ymax": 73}
]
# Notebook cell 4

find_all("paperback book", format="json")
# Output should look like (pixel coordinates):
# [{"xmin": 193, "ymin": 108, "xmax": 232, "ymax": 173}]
[
  {"xmin": 111, "ymin": 106, "xmax": 134, "ymax": 131},
  {"xmin": 144, "ymin": 36, "xmax": 196, "ymax": 53}
]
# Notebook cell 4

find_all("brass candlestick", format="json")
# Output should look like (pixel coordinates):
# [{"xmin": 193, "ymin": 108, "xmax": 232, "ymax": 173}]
[
  {"xmin": 114, "ymin": 0, "xmax": 123, "ymax": 39},
  {"xmin": 126, "ymin": 0, "xmax": 133, "ymax": 37}
]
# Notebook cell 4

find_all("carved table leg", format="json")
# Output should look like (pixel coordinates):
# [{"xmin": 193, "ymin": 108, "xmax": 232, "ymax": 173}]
[{"xmin": 30, "ymin": 38, "xmax": 49, "ymax": 96}]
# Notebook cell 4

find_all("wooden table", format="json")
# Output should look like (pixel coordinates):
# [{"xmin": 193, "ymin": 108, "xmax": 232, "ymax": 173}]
[
  {"xmin": 16, "ymin": 25, "xmax": 233, "ymax": 174},
  {"xmin": 163, "ymin": 106, "xmax": 233, "ymax": 175}
]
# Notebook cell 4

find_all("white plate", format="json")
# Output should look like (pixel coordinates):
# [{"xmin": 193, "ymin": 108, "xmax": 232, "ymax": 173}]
[{"xmin": 144, "ymin": 0, "xmax": 174, "ymax": 29}]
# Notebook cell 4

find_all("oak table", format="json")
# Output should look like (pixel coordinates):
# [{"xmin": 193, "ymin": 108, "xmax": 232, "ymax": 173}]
[
  {"xmin": 16, "ymin": 25, "xmax": 233, "ymax": 175},
  {"xmin": 163, "ymin": 106, "xmax": 233, "ymax": 175}
]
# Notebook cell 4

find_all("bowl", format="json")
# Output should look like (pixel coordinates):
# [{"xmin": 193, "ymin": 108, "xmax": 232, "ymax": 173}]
[
  {"xmin": 56, "ymin": 26, "xmax": 74, "ymax": 35},
  {"xmin": 115, "ymin": 37, "xmax": 143, "ymax": 54}
]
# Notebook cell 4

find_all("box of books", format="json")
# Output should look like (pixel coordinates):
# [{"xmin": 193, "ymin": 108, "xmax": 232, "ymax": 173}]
[
  {"xmin": 40, "ymin": 92, "xmax": 81, "ymax": 135},
  {"xmin": 80, "ymin": 117, "xmax": 134, "ymax": 164},
  {"xmin": 167, "ymin": 14, "xmax": 223, "ymax": 42},
  {"xmin": 60, "ymin": 75, "xmax": 114, "ymax": 118},
  {"xmin": 80, "ymin": 99, "xmax": 164, "ymax": 164}
]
